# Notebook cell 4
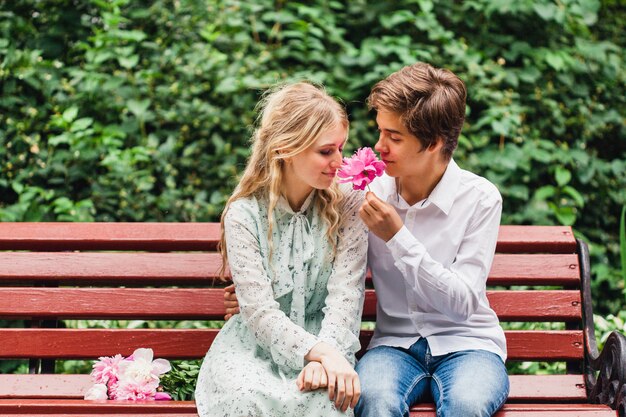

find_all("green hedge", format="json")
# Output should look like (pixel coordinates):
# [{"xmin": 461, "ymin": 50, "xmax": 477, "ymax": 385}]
[{"xmin": 1, "ymin": 0, "xmax": 625, "ymax": 313}]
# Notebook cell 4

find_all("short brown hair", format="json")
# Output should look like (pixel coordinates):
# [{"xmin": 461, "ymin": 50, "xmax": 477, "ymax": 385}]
[{"xmin": 367, "ymin": 62, "xmax": 466, "ymax": 160}]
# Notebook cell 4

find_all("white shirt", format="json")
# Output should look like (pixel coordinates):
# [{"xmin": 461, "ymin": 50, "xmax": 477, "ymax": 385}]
[{"xmin": 367, "ymin": 159, "xmax": 507, "ymax": 361}]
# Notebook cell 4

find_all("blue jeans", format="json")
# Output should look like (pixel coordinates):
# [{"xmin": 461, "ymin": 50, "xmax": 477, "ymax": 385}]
[{"xmin": 355, "ymin": 339, "xmax": 509, "ymax": 417}]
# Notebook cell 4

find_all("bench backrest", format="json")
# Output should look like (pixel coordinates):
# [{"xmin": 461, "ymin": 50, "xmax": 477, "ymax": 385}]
[{"xmin": 0, "ymin": 223, "xmax": 588, "ymax": 373}]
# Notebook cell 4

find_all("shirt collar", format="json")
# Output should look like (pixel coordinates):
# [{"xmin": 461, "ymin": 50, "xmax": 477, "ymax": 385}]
[
  {"xmin": 427, "ymin": 158, "xmax": 461, "ymax": 215},
  {"xmin": 379, "ymin": 158, "xmax": 461, "ymax": 215}
]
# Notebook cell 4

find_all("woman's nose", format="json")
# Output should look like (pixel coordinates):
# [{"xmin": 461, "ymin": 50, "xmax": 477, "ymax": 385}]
[{"xmin": 331, "ymin": 151, "xmax": 342, "ymax": 168}]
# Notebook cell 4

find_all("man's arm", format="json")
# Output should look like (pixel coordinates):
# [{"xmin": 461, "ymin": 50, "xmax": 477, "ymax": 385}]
[
  {"xmin": 223, "ymin": 283, "xmax": 239, "ymax": 320},
  {"xmin": 360, "ymin": 190, "xmax": 502, "ymax": 322}
]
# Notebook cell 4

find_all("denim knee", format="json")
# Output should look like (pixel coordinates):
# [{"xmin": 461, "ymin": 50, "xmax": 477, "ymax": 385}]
[{"xmin": 356, "ymin": 385, "xmax": 408, "ymax": 417}]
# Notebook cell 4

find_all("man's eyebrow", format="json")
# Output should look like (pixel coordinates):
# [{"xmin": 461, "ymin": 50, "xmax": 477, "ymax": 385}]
[{"xmin": 380, "ymin": 127, "xmax": 403, "ymax": 135}]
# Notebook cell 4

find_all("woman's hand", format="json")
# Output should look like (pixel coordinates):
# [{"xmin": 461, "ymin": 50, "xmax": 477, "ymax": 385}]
[
  {"xmin": 296, "ymin": 361, "xmax": 328, "ymax": 392},
  {"xmin": 305, "ymin": 342, "xmax": 361, "ymax": 412},
  {"xmin": 223, "ymin": 284, "xmax": 240, "ymax": 321}
]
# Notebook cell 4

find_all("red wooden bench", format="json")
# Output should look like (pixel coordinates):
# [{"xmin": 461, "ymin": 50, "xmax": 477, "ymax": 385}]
[{"xmin": 0, "ymin": 223, "xmax": 624, "ymax": 416}]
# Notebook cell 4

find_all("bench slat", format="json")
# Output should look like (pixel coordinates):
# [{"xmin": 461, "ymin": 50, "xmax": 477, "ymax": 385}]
[
  {"xmin": 0, "ymin": 329, "xmax": 583, "ymax": 360},
  {"xmin": 0, "ymin": 289, "xmax": 580, "ymax": 321},
  {"xmin": 0, "ymin": 398, "xmax": 197, "ymax": 413},
  {"xmin": 0, "ymin": 224, "xmax": 575, "ymax": 253},
  {"xmin": 0, "ymin": 222, "xmax": 219, "ymax": 251},
  {"xmin": 496, "ymin": 226, "xmax": 576, "ymax": 254},
  {"xmin": 0, "ymin": 253, "xmax": 579, "ymax": 286},
  {"xmin": 0, "ymin": 253, "xmax": 218, "ymax": 283},
  {"xmin": 0, "ymin": 374, "xmax": 588, "ymax": 401},
  {"xmin": 0, "ymin": 402, "xmax": 615, "ymax": 417},
  {"xmin": 362, "ymin": 290, "xmax": 581, "ymax": 321},
  {"xmin": 409, "ymin": 403, "xmax": 616, "ymax": 416},
  {"xmin": 487, "ymin": 254, "xmax": 579, "ymax": 286}
]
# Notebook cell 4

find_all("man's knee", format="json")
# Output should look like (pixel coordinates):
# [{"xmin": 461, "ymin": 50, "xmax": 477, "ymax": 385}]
[{"xmin": 355, "ymin": 385, "xmax": 408, "ymax": 417}]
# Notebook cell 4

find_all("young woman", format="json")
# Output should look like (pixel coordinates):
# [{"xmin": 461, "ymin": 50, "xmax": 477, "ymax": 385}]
[{"xmin": 194, "ymin": 82, "xmax": 368, "ymax": 417}]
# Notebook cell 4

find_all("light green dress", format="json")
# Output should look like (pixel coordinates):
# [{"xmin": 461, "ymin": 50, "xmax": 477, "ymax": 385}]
[{"xmin": 195, "ymin": 186, "xmax": 368, "ymax": 417}]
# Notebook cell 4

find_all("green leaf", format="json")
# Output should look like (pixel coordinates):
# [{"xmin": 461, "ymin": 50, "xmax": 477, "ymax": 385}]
[
  {"xmin": 562, "ymin": 186, "xmax": 585, "ymax": 207},
  {"xmin": 118, "ymin": 55, "xmax": 139, "ymax": 69},
  {"xmin": 71, "ymin": 118, "xmax": 94, "ymax": 132},
  {"xmin": 534, "ymin": 185, "xmax": 556, "ymax": 201},
  {"xmin": 62, "ymin": 107, "xmax": 79, "ymax": 123},
  {"xmin": 555, "ymin": 167, "xmax": 571, "ymax": 186},
  {"xmin": 533, "ymin": 3, "xmax": 557, "ymax": 21},
  {"xmin": 551, "ymin": 205, "xmax": 576, "ymax": 226},
  {"xmin": 127, "ymin": 99, "xmax": 151, "ymax": 118}
]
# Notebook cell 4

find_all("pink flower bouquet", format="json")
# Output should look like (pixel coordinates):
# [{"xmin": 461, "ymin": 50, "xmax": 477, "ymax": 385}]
[
  {"xmin": 337, "ymin": 147, "xmax": 386, "ymax": 191},
  {"xmin": 84, "ymin": 347, "xmax": 172, "ymax": 401}
]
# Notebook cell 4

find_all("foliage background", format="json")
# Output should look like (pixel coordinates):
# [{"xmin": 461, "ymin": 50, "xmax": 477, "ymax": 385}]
[{"xmin": 1, "ymin": 0, "xmax": 625, "ymax": 382}]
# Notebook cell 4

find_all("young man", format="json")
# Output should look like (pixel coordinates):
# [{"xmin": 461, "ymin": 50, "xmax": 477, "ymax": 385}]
[
  {"xmin": 225, "ymin": 62, "xmax": 509, "ymax": 416},
  {"xmin": 353, "ymin": 62, "xmax": 508, "ymax": 417}
]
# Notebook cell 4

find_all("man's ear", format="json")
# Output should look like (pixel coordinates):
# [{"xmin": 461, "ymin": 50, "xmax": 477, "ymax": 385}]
[{"xmin": 427, "ymin": 138, "xmax": 444, "ymax": 153}]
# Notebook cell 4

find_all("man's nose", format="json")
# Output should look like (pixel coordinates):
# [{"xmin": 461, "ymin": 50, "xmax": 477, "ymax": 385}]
[{"xmin": 374, "ymin": 136, "xmax": 385, "ymax": 153}]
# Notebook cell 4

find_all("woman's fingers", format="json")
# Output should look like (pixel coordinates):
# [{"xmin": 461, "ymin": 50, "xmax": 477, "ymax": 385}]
[
  {"xmin": 327, "ymin": 373, "xmax": 336, "ymax": 401},
  {"xmin": 350, "ymin": 375, "xmax": 361, "ymax": 409},
  {"xmin": 296, "ymin": 368, "xmax": 305, "ymax": 391},
  {"xmin": 335, "ymin": 377, "xmax": 346, "ymax": 411}
]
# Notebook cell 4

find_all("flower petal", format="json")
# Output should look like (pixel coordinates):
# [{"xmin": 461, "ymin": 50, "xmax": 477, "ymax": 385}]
[{"xmin": 152, "ymin": 358, "xmax": 171, "ymax": 375}]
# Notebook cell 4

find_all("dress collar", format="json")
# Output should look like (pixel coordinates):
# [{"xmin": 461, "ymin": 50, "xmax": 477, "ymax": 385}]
[{"xmin": 276, "ymin": 190, "xmax": 316, "ymax": 215}]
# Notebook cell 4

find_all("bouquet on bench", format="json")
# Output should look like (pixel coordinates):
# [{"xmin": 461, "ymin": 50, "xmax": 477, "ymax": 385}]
[{"xmin": 84, "ymin": 347, "xmax": 172, "ymax": 401}]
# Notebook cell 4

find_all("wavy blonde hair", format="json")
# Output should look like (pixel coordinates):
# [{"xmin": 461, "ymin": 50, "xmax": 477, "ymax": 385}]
[{"xmin": 219, "ymin": 82, "xmax": 349, "ymax": 280}]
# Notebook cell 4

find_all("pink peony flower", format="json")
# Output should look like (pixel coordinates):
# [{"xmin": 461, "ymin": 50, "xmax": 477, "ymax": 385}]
[
  {"xmin": 337, "ymin": 147, "xmax": 386, "ymax": 190},
  {"xmin": 113, "ymin": 377, "xmax": 159, "ymax": 401},
  {"xmin": 117, "ymin": 348, "xmax": 171, "ymax": 384},
  {"xmin": 84, "ymin": 347, "xmax": 172, "ymax": 401},
  {"xmin": 90, "ymin": 354, "xmax": 125, "ymax": 386},
  {"xmin": 155, "ymin": 391, "xmax": 172, "ymax": 401},
  {"xmin": 84, "ymin": 383, "xmax": 108, "ymax": 400}
]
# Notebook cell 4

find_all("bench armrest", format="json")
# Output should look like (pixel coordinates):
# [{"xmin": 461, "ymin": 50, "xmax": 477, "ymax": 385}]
[
  {"xmin": 578, "ymin": 239, "xmax": 626, "ymax": 415},
  {"xmin": 585, "ymin": 330, "xmax": 626, "ymax": 415}
]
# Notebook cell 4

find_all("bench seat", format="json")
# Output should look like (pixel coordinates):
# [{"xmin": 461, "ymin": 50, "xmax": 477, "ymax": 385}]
[{"xmin": 0, "ymin": 223, "xmax": 624, "ymax": 416}]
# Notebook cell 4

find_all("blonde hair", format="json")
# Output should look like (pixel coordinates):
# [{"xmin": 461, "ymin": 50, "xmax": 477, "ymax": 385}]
[{"xmin": 219, "ymin": 82, "xmax": 349, "ymax": 279}]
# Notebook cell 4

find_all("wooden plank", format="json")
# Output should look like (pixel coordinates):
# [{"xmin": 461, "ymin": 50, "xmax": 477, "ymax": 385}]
[
  {"xmin": 0, "ymin": 329, "xmax": 217, "ymax": 359},
  {"xmin": 0, "ymin": 224, "xmax": 574, "ymax": 253},
  {"xmin": 0, "ymin": 415, "xmax": 195, "ymax": 417},
  {"xmin": 0, "ymin": 375, "xmax": 92, "ymax": 399},
  {"xmin": 0, "ymin": 222, "xmax": 219, "ymax": 251},
  {"xmin": 496, "ymin": 226, "xmax": 576, "ymax": 254},
  {"xmin": 0, "ymin": 253, "xmax": 221, "ymax": 284},
  {"xmin": 488, "ymin": 254, "xmax": 580, "ymax": 286},
  {"xmin": 0, "ymin": 399, "xmax": 197, "ymax": 413},
  {"xmin": 0, "ymin": 253, "xmax": 578, "ymax": 285},
  {"xmin": 0, "ymin": 288, "xmax": 226, "ymax": 319},
  {"xmin": 363, "ymin": 290, "xmax": 581, "ymax": 321},
  {"xmin": 408, "ymin": 403, "xmax": 616, "ymax": 416},
  {"xmin": 507, "ymin": 375, "xmax": 587, "ymax": 401},
  {"xmin": 359, "ymin": 330, "xmax": 583, "ymax": 361},
  {"xmin": 0, "ymin": 374, "xmax": 588, "ymax": 401},
  {"xmin": 0, "ymin": 288, "xmax": 580, "ymax": 321},
  {"xmin": 0, "ymin": 401, "xmax": 615, "ymax": 416},
  {"xmin": 0, "ymin": 329, "xmax": 582, "ymax": 361}
]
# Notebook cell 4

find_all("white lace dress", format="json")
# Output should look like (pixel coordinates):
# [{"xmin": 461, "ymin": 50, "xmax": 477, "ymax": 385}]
[{"xmin": 195, "ymin": 186, "xmax": 368, "ymax": 417}]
